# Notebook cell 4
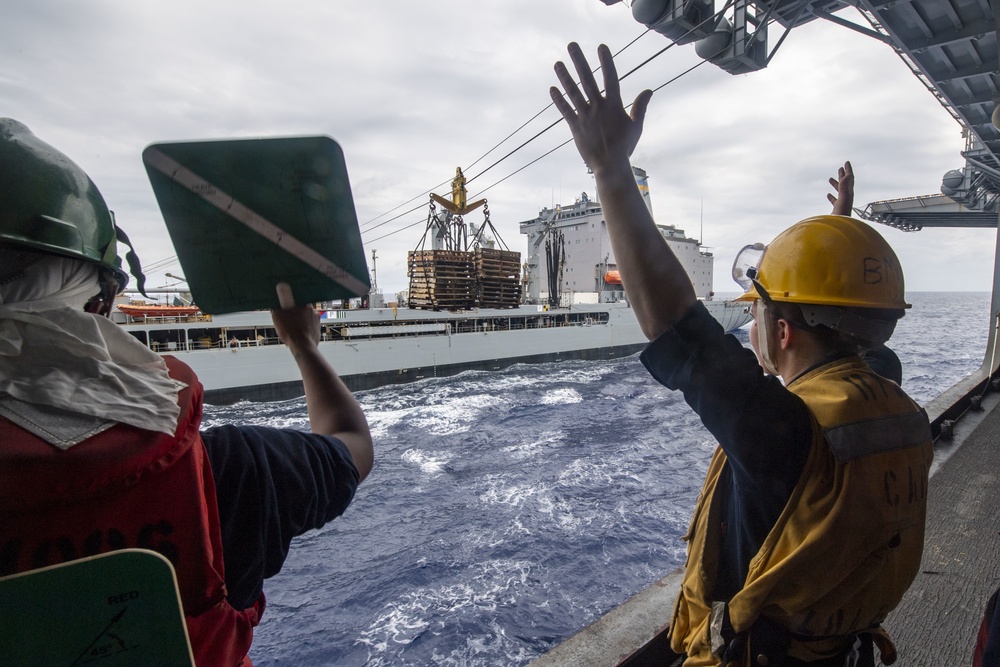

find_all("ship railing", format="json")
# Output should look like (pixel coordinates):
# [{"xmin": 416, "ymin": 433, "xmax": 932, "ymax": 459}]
[
  {"xmin": 527, "ymin": 569, "xmax": 683, "ymax": 667},
  {"xmin": 149, "ymin": 335, "xmax": 282, "ymax": 353},
  {"xmin": 119, "ymin": 313, "xmax": 210, "ymax": 325},
  {"xmin": 140, "ymin": 311, "xmax": 612, "ymax": 353}
]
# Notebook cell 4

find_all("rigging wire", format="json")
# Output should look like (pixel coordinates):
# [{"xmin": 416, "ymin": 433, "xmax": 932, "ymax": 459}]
[
  {"xmin": 471, "ymin": 138, "xmax": 577, "ymax": 200},
  {"xmin": 458, "ymin": 38, "xmax": 673, "ymax": 191},
  {"xmin": 365, "ymin": 217, "xmax": 429, "ymax": 245},
  {"xmin": 359, "ymin": 178, "xmax": 451, "ymax": 232},
  {"xmin": 140, "ymin": 255, "xmax": 181, "ymax": 273},
  {"xmin": 648, "ymin": 55, "xmax": 711, "ymax": 95},
  {"xmin": 367, "ymin": 2, "xmax": 749, "ymax": 246},
  {"xmin": 463, "ymin": 3, "xmax": 735, "ymax": 189},
  {"xmin": 464, "ymin": 0, "xmax": 739, "ymax": 199},
  {"xmin": 467, "ymin": 58, "xmax": 711, "ymax": 201},
  {"xmin": 463, "ymin": 27, "xmax": 651, "ymax": 176},
  {"xmin": 464, "ymin": 108, "xmax": 558, "ymax": 175},
  {"xmin": 362, "ymin": 201, "xmax": 434, "ymax": 236},
  {"xmin": 463, "ymin": 29, "xmax": 652, "ymax": 187},
  {"xmin": 355, "ymin": 28, "xmax": 652, "ymax": 234},
  {"xmin": 360, "ymin": 40, "xmax": 713, "ymax": 245}
]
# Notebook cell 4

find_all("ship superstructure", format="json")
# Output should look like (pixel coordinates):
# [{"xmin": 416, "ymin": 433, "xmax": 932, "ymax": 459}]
[{"xmin": 520, "ymin": 166, "xmax": 714, "ymax": 305}]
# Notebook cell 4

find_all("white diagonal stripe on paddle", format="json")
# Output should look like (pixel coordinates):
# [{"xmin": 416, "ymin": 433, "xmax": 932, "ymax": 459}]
[{"xmin": 145, "ymin": 148, "xmax": 369, "ymax": 296}]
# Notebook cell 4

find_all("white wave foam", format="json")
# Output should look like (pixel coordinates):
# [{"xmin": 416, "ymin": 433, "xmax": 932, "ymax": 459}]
[
  {"xmin": 415, "ymin": 393, "xmax": 502, "ymax": 434},
  {"xmin": 499, "ymin": 430, "xmax": 565, "ymax": 459},
  {"xmin": 539, "ymin": 387, "xmax": 583, "ymax": 405},
  {"xmin": 401, "ymin": 448, "xmax": 453, "ymax": 475},
  {"xmin": 478, "ymin": 475, "xmax": 540, "ymax": 508},
  {"xmin": 478, "ymin": 473, "xmax": 588, "ymax": 532},
  {"xmin": 358, "ymin": 559, "xmax": 534, "ymax": 665},
  {"xmin": 363, "ymin": 407, "xmax": 409, "ymax": 439}
]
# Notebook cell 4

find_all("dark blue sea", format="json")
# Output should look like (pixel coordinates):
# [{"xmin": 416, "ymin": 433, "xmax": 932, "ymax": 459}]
[{"xmin": 202, "ymin": 292, "xmax": 991, "ymax": 666}]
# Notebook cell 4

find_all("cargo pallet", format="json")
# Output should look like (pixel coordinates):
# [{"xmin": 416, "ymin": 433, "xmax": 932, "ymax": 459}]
[{"xmin": 408, "ymin": 248, "xmax": 521, "ymax": 311}]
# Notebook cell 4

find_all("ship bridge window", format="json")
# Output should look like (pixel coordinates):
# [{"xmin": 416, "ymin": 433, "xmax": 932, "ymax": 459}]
[
  {"xmin": 226, "ymin": 327, "xmax": 277, "ymax": 347},
  {"xmin": 149, "ymin": 329, "xmax": 187, "ymax": 352},
  {"xmin": 187, "ymin": 327, "xmax": 220, "ymax": 349}
]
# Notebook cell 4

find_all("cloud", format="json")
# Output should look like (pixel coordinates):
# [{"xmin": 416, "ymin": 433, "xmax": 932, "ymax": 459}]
[{"xmin": 2, "ymin": 1, "xmax": 989, "ymax": 297}]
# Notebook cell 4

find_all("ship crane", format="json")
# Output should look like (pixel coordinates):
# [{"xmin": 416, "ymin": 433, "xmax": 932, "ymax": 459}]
[
  {"xmin": 416, "ymin": 167, "xmax": 509, "ymax": 253},
  {"xmin": 527, "ymin": 207, "xmax": 569, "ymax": 309},
  {"xmin": 409, "ymin": 168, "xmax": 522, "ymax": 311}
]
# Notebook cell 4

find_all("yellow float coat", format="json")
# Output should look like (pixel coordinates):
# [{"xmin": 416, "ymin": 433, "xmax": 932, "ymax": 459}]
[{"xmin": 669, "ymin": 357, "xmax": 933, "ymax": 665}]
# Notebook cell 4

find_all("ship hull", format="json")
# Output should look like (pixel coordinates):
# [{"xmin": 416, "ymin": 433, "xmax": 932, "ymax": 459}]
[
  {"xmin": 119, "ymin": 300, "xmax": 750, "ymax": 405},
  {"xmin": 205, "ymin": 341, "xmax": 649, "ymax": 403}
]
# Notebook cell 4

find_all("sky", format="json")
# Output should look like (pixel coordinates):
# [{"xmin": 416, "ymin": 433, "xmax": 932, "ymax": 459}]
[{"xmin": 2, "ymin": 1, "xmax": 993, "ymax": 298}]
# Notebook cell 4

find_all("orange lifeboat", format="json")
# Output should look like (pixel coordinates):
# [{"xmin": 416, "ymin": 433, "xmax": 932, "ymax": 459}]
[
  {"xmin": 603, "ymin": 270, "xmax": 622, "ymax": 285},
  {"xmin": 118, "ymin": 304, "xmax": 201, "ymax": 319}
]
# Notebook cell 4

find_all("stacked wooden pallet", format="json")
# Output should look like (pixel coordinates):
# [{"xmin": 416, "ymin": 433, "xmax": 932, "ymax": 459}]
[
  {"xmin": 475, "ymin": 248, "xmax": 521, "ymax": 308},
  {"xmin": 407, "ymin": 250, "xmax": 476, "ymax": 310}
]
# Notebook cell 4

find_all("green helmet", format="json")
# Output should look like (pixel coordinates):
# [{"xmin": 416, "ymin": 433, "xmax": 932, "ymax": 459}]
[{"xmin": 0, "ymin": 118, "xmax": 144, "ymax": 293}]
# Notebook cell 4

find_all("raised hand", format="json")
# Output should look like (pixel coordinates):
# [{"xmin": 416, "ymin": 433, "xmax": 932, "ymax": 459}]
[
  {"xmin": 828, "ymin": 161, "xmax": 855, "ymax": 216},
  {"xmin": 548, "ymin": 43, "xmax": 695, "ymax": 339},
  {"xmin": 549, "ymin": 42, "xmax": 653, "ymax": 175},
  {"xmin": 270, "ymin": 282, "xmax": 320, "ymax": 355}
]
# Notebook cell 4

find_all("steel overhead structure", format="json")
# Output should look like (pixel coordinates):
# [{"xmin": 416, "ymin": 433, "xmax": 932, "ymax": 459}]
[{"xmin": 625, "ymin": 0, "xmax": 1000, "ymax": 230}]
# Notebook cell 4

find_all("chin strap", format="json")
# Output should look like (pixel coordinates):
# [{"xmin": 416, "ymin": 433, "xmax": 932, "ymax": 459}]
[
  {"xmin": 115, "ymin": 224, "xmax": 147, "ymax": 297},
  {"xmin": 798, "ymin": 303, "xmax": 898, "ymax": 345},
  {"xmin": 103, "ymin": 210, "xmax": 147, "ymax": 297}
]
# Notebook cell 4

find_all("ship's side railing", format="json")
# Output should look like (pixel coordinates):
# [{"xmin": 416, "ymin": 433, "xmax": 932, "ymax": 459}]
[
  {"xmin": 925, "ymin": 211, "xmax": 1000, "ymax": 442},
  {"xmin": 527, "ymin": 570, "xmax": 683, "ymax": 667},
  {"xmin": 127, "ymin": 310, "xmax": 616, "ymax": 354}
]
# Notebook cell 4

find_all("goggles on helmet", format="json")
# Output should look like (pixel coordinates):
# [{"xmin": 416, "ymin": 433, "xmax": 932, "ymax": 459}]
[{"xmin": 732, "ymin": 242, "xmax": 766, "ymax": 291}]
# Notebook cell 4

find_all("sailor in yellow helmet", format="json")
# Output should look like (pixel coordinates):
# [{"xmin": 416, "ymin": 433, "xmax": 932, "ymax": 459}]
[{"xmin": 549, "ymin": 44, "xmax": 932, "ymax": 666}]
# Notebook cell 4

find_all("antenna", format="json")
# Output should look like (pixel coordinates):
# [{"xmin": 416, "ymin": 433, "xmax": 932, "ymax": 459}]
[
  {"xmin": 371, "ymin": 249, "xmax": 378, "ymax": 291},
  {"xmin": 700, "ymin": 198, "xmax": 704, "ymax": 245}
]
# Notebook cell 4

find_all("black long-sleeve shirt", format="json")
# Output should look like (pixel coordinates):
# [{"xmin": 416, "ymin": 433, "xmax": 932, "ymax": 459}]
[
  {"xmin": 639, "ymin": 301, "xmax": 812, "ymax": 599},
  {"xmin": 202, "ymin": 425, "xmax": 359, "ymax": 609}
]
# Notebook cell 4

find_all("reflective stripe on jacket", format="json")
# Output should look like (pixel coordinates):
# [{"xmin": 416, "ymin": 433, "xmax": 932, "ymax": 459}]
[
  {"xmin": 669, "ymin": 357, "xmax": 933, "ymax": 665},
  {"xmin": 0, "ymin": 356, "xmax": 260, "ymax": 666}
]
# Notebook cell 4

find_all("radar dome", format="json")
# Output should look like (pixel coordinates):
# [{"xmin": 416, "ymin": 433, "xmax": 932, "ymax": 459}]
[
  {"xmin": 631, "ymin": 0, "xmax": 668, "ymax": 26},
  {"xmin": 695, "ymin": 16, "xmax": 732, "ymax": 60},
  {"xmin": 941, "ymin": 169, "xmax": 963, "ymax": 196}
]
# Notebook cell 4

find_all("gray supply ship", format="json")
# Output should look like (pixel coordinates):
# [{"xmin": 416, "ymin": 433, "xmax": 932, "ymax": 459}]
[{"xmin": 115, "ymin": 167, "xmax": 751, "ymax": 405}]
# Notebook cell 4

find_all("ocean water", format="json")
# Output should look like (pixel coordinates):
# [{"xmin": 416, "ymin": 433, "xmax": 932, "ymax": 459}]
[{"xmin": 202, "ymin": 292, "xmax": 992, "ymax": 666}]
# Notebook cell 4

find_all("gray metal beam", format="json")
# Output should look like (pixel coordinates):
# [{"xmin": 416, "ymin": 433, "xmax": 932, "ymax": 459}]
[
  {"xmin": 862, "ymin": 192, "xmax": 1000, "ymax": 229},
  {"xmin": 908, "ymin": 24, "xmax": 993, "ymax": 53},
  {"xmin": 976, "ymin": 206, "xmax": 1000, "ymax": 375}
]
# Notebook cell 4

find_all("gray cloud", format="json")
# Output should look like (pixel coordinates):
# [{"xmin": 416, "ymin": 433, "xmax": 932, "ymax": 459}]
[{"xmin": 2, "ymin": 1, "xmax": 988, "ymax": 297}]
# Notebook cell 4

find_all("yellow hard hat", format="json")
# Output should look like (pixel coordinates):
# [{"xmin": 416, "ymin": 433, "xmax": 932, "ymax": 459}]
[{"xmin": 733, "ymin": 215, "xmax": 909, "ymax": 310}]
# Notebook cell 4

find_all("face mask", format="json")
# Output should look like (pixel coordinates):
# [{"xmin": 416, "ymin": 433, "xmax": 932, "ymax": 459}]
[{"xmin": 755, "ymin": 299, "xmax": 780, "ymax": 376}]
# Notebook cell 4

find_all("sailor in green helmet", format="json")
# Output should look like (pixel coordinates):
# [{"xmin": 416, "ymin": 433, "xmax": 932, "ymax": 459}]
[{"xmin": 0, "ymin": 119, "xmax": 373, "ymax": 666}]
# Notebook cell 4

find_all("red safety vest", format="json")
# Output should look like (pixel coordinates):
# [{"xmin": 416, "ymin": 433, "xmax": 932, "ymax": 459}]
[{"xmin": 0, "ymin": 356, "xmax": 261, "ymax": 666}]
